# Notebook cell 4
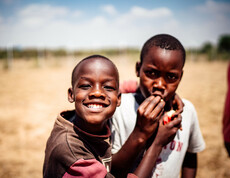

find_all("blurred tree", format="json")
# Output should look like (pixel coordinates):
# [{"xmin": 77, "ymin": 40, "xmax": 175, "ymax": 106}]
[
  {"xmin": 52, "ymin": 48, "xmax": 67, "ymax": 57},
  {"xmin": 218, "ymin": 34, "xmax": 230, "ymax": 53},
  {"xmin": 217, "ymin": 34, "xmax": 230, "ymax": 60},
  {"xmin": 200, "ymin": 42, "xmax": 213, "ymax": 53},
  {"xmin": 200, "ymin": 42, "xmax": 216, "ymax": 61},
  {"xmin": 0, "ymin": 49, "xmax": 7, "ymax": 59}
]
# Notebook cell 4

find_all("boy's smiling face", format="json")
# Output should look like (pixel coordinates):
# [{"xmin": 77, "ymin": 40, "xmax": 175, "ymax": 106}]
[
  {"xmin": 68, "ymin": 58, "xmax": 121, "ymax": 134},
  {"xmin": 136, "ymin": 46, "xmax": 184, "ymax": 102}
]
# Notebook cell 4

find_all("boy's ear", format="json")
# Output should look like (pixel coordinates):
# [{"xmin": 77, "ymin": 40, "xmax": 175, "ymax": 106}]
[
  {"xmin": 68, "ymin": 88, "xmax": 74, "ymax": 103},
  {"xmin": 136, "ymin": 62, "xmax": 141, "ymax": 77},
  {"xmin": 117, "ymin": 92, "xmax": 121, "ymax": 107}
]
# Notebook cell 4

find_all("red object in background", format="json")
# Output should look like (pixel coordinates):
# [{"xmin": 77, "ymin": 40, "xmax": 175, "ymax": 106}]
[{"xmin": 119, "ymin": 80, "xmax": 138, "ymax": 93}]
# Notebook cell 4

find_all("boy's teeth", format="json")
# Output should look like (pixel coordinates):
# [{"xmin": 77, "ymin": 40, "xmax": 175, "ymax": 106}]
[{"xmin": 88, "ymin": 104, "xmax": 103, "ymax": 108}]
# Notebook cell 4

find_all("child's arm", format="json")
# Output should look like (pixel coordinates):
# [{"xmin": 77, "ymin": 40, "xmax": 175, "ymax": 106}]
[
  {"xmin": 181, "ymin": 152, "xmax": 197, "ymax": 178},
  {"xmin": 133, "ymin": 115, "xmax": 182, "ymax": 178},
  {"xmin": 111, "ymin": 95, "xmax": 165, "ymax": 177}
]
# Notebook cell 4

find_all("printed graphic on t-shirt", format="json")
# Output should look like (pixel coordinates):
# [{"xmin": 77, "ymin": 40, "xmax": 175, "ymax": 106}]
[
  {"xmin": 152, "ymin": 157, "xmax": 163, "ymax": 178},
  {"xmin": 152, "ymin": 140, "xmax": 184, "ymax": 178},
  {"xmin": 163, "ymin": 140, "xmax": 183, "ymax": 152}
]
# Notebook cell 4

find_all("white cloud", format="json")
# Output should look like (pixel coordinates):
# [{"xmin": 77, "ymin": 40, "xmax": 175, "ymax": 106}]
[
  {"xmin": 19, "ymin": 4, "xmax": 67, "ymax": 17},
  {"xmin": 14, "ymin": 4, "xmax": 82, "ymax": 28},
  {"xmin": 17, "ymin": 4, "xmax": 68, "ymax": 27},
  {"xmin": 196, "ymin": 0, "xmax": 230, "ymax": 14},
  {"xmin": 185, "ymin": 0, "xmax": 230, "ymax": 46},
  {"xmin": 91, "ymin": 16, "xmax": 107, "ymax": 26},
  {"xmin": 116, "ymin": 6, "xmax": 172, "ymax": 25},
  {"xmin": 0, "ymin": 4, "xmax": 181, "ymax": 49},
  {"xmin": 72, "ymin": 10, "xmax": 82, "ymax": 17},
  {"xmin": 194, "ymin": 0, "xmax": 230, "ymax": 27},
  {"xmin": 101, "ymin": 5, "xmax": 117, "ymax": 15},
  {"xmin": 130, "ymin": 6, "xmax": 172, "ymax": 18},
  {"xmin": 0, "ymin": 2, "xmax": 229, "ymax": 49}
]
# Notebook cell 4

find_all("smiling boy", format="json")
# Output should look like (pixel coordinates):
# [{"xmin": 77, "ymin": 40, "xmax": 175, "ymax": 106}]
[
  {"xmin": 111, "ymin": 34, "xmax": 205, "ymax": 178},
  {"xmin": 43, "ymin": 55, "xmax": 122, "ymax": 178}
]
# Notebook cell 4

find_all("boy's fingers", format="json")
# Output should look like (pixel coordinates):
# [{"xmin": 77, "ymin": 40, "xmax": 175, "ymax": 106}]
[
  {"xmin": 144, "ymin": 96, "xmax": 161, "ymax": 114},
  {"xmin": 149, "ymin": 99, "xmax": 165, "ymax": 120},
  {"xmin": 139, "ymin": 96, "xmax": 164, "ymax": 118},
  {"xmin": 138, "ymin": 97, "xmax": 152, "ymax": 111},
  {"xmin": 139, "ymin": 96, "xmax": 156, "ymax": 112},
  {"xmin": 175, "ymin": 108, "xmax": 183, "ymax": 115},
  {"xmin": 167, "ymin": 116, "xmax": 182, "ymax": 129}
]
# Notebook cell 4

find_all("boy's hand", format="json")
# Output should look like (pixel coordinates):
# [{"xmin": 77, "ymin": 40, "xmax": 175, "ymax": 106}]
[
  {"xmin": 163, "ymin": 110, "xmax": 176, "ymax": 125},
  {"xmin": 163, "ymin": 110, "xmax": 183, "ymax": 130},
  {"xmin": 154, "ymin": 114, "xmax": 182, "ymax": 147},
  {"xmin": 173, "ymin": 93, "xmax": 184, "ymax": 115},
  {"xmin": 135, "ymin": 95, "xmax": 165, "ymax": 140}
]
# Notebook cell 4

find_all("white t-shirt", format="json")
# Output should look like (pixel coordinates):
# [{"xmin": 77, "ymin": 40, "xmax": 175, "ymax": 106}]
[{"xmin": 111, "ymin": 93, "xmax": 205, "ymax": 178}]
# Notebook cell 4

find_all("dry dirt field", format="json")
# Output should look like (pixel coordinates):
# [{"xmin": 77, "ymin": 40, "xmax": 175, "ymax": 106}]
[{"xmin": 0, "ymin": 54, "xmax": 229, "ymax": 178}]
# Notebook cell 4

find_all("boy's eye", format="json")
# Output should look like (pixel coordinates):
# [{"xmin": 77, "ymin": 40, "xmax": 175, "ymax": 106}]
[
  {"xmin": 145, "ymin": 70, "xmax": 158, "ymax": 78},
  {"xmin": 167, "ymin": 73, "xmax": 179, "ymax": 82},
  {"xmin": 79, "ymin": 84, "xmax": 91, "ymax": 90},
  {"xmin": 104, "ymin": 85, "xmax": 116, "ymax": 91}
]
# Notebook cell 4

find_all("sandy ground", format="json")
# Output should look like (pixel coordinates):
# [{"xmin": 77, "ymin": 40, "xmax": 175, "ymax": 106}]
[{"xmin": 0, "ymin": 54, "xmax": 229, "ymax": 178}]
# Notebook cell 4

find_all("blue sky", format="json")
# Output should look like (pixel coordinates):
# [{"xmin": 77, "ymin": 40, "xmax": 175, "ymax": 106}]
[{"xmin": 0, "ymin": 0, "xmax": 230, "ymax": 49}]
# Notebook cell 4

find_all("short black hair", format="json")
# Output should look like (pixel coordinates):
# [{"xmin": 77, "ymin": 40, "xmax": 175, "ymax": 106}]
[
  {"xmin": 140, "ymin": 34, "xmax": 186, "ymax": 66},
  {"xmin": 71, "ymin": 54, "xmax": 119, "ymax": 87}
]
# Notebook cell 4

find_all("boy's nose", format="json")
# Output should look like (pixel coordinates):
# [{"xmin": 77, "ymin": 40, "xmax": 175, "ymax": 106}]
[
  {"xmin": 153, "ymin": 77, "xmax": 166, "ymax": 90},
  {"xmin": 89, "ymin": 87, "xmax": 106, "ymax": 99}
]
